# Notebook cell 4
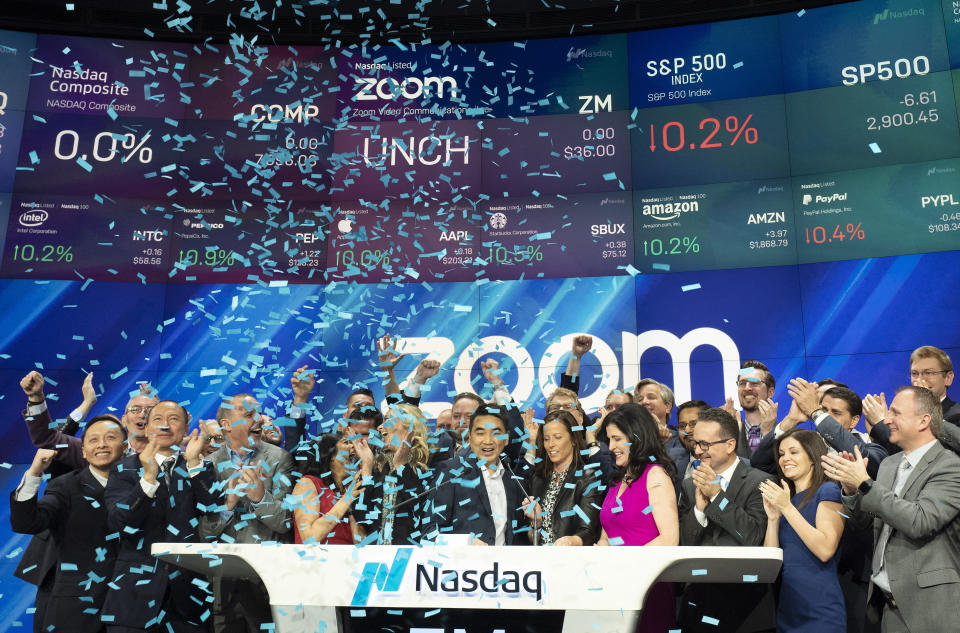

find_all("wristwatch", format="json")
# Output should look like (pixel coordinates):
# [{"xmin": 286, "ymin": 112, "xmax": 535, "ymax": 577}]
[
  {"xmin": 809, "ymin": 408, "xmax": 825, "ymax": 421},
  {"xmin": 858, "ymin": 479, "xmax": 873, "ymax": 496}
]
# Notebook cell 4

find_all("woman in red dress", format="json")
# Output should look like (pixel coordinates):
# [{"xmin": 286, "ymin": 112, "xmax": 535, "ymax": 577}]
[{"xmin": 291, "ymin": 433, "xmax": 371, "ymax": 544}]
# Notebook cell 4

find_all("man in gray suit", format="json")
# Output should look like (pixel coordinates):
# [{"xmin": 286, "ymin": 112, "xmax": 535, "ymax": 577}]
[
  {"xmin": 825, "ymin": 386, "xmax": 960, "ymax": 633},
  {"xmin": 678, "ymin": 407, "xmax": 777, "ymax": 633},
  {"xmin": 201, "ymin": 393, "xmax": 295, "ymax": 633}
]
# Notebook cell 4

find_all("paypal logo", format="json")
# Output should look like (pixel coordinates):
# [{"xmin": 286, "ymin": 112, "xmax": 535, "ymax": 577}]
[{"xmin": 351, "ymin": 548, "xmax": 412, "ymax": 606}]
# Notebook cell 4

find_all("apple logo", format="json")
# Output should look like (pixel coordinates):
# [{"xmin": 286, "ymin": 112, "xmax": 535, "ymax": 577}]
[{"xmin": 338, "ymin": 219, "xmax": 353, "ymax": 234}]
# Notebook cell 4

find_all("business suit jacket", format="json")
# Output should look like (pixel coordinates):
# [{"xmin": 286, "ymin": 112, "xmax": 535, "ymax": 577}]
[
  {"xmin": 528, "ymin": 465, "xmax": 604, "ymax": 545},
  {"xmin": 843, "ymin": 440, "xmax": 960, "ymax": 632},
  {"xmin": 102, "ymin": 453, "xmax": 221, "ymax": 629},
  {"xmin": 678, "ymin": 459, "xmax": 776, "ymax": 633},
  {"xmin": 665, "ymin": 427, "xmax": 689, "ymax": 487},
  {"xmin": 10, "ymin": 467, "xmax": 117, "ymax": 633},
  {"xmin": 199, "ymin": 440, "xmax": 295, "ymax": 544},
  {"xmin": 942, "ymin": 395, "xmax": 960, "ymax": 425},
  {"xmin": 22, "ymin": 405, "xmax": 85, "ymax": 468},
  {"xmin": 425, "ymin": 455, "xmax": 529, "ymax": 545}
]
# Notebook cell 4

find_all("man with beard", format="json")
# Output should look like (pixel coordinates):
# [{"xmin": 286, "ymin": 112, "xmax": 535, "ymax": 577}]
[{"xmin": 732, "ymin": 361, "xmax": 778, "ymax": 455}]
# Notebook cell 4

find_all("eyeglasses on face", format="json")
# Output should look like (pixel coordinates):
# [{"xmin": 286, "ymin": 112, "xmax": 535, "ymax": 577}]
[
  {"xmin": 910, "ymin": 369, "xmax": 948, "ymax": 379},
  {"xmin": 693, "ymin": 437, "xmax": 733, "ymax": 452}
]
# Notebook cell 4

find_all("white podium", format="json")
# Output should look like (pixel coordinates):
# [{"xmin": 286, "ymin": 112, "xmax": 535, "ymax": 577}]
[{"xmin": 154, "ymin": 543, "xmax": 781, "ymax": 633}]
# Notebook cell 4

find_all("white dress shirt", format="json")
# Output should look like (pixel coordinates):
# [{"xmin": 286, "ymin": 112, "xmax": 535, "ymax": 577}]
[
  {"xmin": 694, "ymin": 458, "xmax": 740, "ymax": 527},
  {"xmin": 481, "ymin": 462, "xmax": 508, "ymax": 546}
]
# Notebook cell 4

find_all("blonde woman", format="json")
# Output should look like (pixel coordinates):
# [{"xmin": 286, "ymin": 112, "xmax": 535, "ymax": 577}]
[{"xmin": 355, "ymin": 402, "xmax": 432, "ymax": 544}]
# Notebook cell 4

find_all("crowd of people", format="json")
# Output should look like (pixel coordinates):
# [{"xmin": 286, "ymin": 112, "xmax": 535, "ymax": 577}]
[{"xmin": 9, "ymin": 337, "xmax": 960, "ymax": 633}]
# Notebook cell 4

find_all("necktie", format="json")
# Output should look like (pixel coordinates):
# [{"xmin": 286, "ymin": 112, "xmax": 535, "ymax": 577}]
[
  {"xmin": 160, "ymin": 456, "xmax": 176, "ymax": 479},
  {"xmin": 873, "ymin": 458, "xmax": 913, "ymax": 573},
  {"xmin": 717, "ymin": 473, "xmax": 728, "ymax": 492},
  {"xmin": 747, "ymin": 425, "xmax": 761, "ymax": 451}
]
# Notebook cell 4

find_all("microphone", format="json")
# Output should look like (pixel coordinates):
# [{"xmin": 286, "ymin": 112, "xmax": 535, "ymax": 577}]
[
  {"xmin": 391, "ymin": 473, "xmax": 454, "ymax": 511},
  {"xmin": 503, "ymin": 457, "xmax": 539, "ymax": 547},
  {"xmin": 375, "ymin": 473, "xmax": 457, "ymax": 545}
]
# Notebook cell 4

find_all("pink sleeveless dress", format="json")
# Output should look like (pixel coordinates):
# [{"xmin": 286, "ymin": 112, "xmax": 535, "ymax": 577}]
[{"xmin": 600, "ymin": 463, "xmax": 676, "ymax": 632}]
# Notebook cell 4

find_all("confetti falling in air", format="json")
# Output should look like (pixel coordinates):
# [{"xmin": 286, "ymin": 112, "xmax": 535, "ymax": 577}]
[
  {"xmin": 869, "ymin": 142, "xmax": 882, "ymax": 153},
  {"xmin": 732, "ymin": 61, "xmax": 743, "ymax": 69},
  {"xmin": 681, "ymin": 283, "xmax": 702, "ymax": 292}
]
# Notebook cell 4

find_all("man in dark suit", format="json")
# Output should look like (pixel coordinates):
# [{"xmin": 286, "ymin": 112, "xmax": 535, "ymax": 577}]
[
  {"xmin": 424, "ymin": 404, "xmax": 528, "ymax": 545},
  {"xmin": 678, "ymin": 407, "xmax": 776, "ymax": 633},
  {"xmin": 10, "ymin": 416, "xmax": 127, "ymax": 633},
  {"xmin": 825, "ymin": 386, "xmax": 960, "ymax": 633},
  {"xmin": 201, "ymin": 393, "xmax": 294, "ymax": 633},
  {"xmin": 103, "ymin": 400, "xmax": 221, "ymax": 633},
  {"xmin": 16, "ymin": 371, "xmax": 157, "ymax": 632}
]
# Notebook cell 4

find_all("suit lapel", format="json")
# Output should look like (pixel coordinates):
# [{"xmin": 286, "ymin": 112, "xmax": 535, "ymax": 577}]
[
  {"xmin": 877, "ymin": 453, "xmax": 901, "ymax": 489},
  {"xmin": 899, "ymin": 442, "xmax": 942, "ymax": 499},
  {"xmin": 723, "ymin": 459, "xmax": 748, "ymax": 502},
  {"xmin": 476, "ymin": 465, "xmax": 493, "ymax": 518}
]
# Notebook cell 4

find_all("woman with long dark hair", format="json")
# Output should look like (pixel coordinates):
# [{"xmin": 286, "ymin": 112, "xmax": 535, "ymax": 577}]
[
  {"xmin": 290, "ymin": 433, "xmax": 370, "ymax": 544},
  {"xmin": 761, "ymin": 429, "xmax": 845, "ymax": 633},
  {"xmin": 596, "ymin": 403, "xmax": 678, "ymax": 631},
  {"xmin": 523, "ymin": 410, "xmax": 603, "ymax": 546}
]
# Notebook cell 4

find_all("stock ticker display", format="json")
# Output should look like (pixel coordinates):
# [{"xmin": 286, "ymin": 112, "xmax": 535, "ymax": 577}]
[{"xmin": 0, "ymin": 0, "xmax": 959, "ymax": 286}]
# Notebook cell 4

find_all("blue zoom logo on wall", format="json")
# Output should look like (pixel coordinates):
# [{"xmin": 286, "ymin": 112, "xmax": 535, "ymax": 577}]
[{"xmin": 351, "ymin": 549, "xmax": 544, "ymax": 605}]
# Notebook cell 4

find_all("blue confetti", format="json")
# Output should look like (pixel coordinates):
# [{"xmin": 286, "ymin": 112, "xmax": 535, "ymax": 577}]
[
  {"xmin": 869, "ymin": 142, "xmax": 881, "ymax": 153},
  {"xmin": 681, "ymin": 283, "xmax": 701, "ymax": 292}
]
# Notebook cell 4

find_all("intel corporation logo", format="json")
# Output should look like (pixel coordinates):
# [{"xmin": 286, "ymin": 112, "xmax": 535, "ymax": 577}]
[{"xmin": 19, "ymin": 209, "xmax": 49, "ymax": 227}]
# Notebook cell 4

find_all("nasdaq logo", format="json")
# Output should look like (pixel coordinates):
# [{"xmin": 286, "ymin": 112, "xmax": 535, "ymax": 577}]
[
  {"xmin": 416, "ymin": 561, "xmax": 543, "ymax": 600},
  {"xmin": 351, "ymin": 548, "xmax": 412, "ymax": 606},
  {"xmin": 19, "ymin": 210, "xmax": 48, "ymax": 227},
  {"xmin": 757, "ymin": 184, "xmax": 785, "ymax": 194},
  {"xmin": 874, "ymin": 8, "xmax": 926, "ymax": 24}
]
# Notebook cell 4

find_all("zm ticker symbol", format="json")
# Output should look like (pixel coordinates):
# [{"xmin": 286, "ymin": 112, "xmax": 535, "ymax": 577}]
[{"xmin": 351, "ymin": 548, "xmax": 413, "ymax": 606}]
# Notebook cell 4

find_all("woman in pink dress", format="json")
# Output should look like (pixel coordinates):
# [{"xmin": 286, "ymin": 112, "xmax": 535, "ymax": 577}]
[{"xmin": 597, "ymin": 403, "xmax": 679, "ymax": 632}]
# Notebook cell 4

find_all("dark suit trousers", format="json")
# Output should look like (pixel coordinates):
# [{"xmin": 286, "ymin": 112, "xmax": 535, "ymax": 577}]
[{"xmin": 212, "ymin": 578, "xmax": 272, "ymax": 633}]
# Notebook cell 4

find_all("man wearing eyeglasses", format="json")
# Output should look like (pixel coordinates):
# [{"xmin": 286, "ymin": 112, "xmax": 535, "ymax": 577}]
[
  {"xmin": 678, "ymin": 407, "xmax": 776, "ymax": 632},
  {"xmin": 908, "ymin": 346, "xmax": 959, "ymax": 423},
  {"xmin": 735, "ymin": 361, "xmax": 778, "ymax": 455},
  {"xmin": 867, "ymin": 346, "xmax": 960, "ymax": 456}
]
